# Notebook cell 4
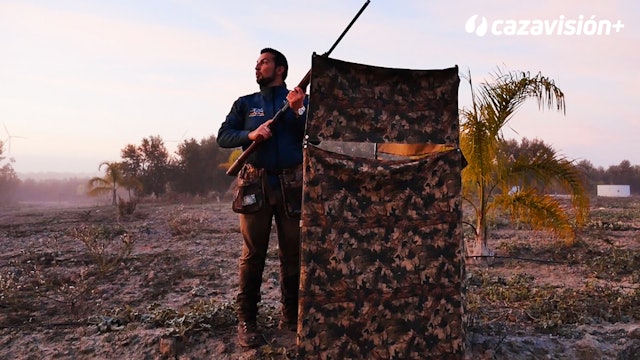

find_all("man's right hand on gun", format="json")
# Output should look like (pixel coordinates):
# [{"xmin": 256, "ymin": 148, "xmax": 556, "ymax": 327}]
[{"xmin": 248, "ymin": 119, "xmax": 274, "ymax": 141}]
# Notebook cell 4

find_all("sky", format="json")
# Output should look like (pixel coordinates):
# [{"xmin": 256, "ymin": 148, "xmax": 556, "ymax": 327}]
[{"xmin": 0, "ymin": 0, "xmax": 638, "ymax": 177}]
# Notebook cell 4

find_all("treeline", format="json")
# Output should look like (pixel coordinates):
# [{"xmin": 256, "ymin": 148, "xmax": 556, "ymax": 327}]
[
  {"xmin": 578, "ymin": 159, "xmax": 640, "ymax": 195},
  {"xmin": 13, "ymin": 177, "xmax": 91, "ymax": 203},
  {"xmin": 0, "ymin": 135, "xmax": 237, "ymax": 205},
  {"xmin": 0, "ymin": 136, "xmax": 638, "ymax": 205},
  {"xmin": 502, "ymin": 138, "xmax": 640, "ymax": 195},
  {"xmin": 114, "ymin": 134, "xmax": 235, "ymax": 198}
]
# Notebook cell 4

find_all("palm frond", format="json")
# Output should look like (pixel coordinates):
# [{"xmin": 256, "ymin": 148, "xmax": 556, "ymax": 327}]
[
  {"xmin": 473, "ymin": 69, "xmax": 566, "ymax": 138},
  {"xmin": 508, "ymin": 147, "xmax": 589, "ymax": 225},
  {"xmin": 86, "ymin": 186, "xmax": 110, "ymax": 197},
  {"xmin": 494, "ymin": 189, "xmax": 576, "ymax": 245}
]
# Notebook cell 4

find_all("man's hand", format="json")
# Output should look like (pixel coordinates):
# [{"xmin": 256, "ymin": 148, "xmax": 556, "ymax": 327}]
[
  {"xmin": 248, "ymin": 119, "xmax": 274, "ymax": 141},
  {"xmin": 287, "ymin": 87, "xmax": 306, "ymax": 113}
]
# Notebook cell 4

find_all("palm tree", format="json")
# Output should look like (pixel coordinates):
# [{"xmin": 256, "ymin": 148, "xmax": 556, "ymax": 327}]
[
  {"xmin": 217, "ymin": 149, "xmax": 242, "ymax": 172},
  {"xmin": 87, "ymin": 162, "xmax": 138, "ymax": 206},
  {"xmin": 461, "ymin": 68, "xmax": 589, "ymax": 257}
]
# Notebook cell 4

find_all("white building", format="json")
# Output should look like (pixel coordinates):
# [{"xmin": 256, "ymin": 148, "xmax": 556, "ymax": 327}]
[{"xmin": 597, "ymin": 185, "xmax": 631, "ymax": 197}]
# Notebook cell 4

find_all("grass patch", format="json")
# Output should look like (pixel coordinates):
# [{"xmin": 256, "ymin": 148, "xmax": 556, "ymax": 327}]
[{"xmin": 467, "ymin": 270, "xmax": 640, "ymax": 332}]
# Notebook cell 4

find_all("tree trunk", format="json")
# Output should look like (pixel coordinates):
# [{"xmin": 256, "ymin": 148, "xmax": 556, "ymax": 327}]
[
  {"xmin": 467, "ymin": 235, "xmax": 495, "ymax": 258},
  {"xmin": 466, "ymin": 209, "xmax": 494, "ymax": 258}
]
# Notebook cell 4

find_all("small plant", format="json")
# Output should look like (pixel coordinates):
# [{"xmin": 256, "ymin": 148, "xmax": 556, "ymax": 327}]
[
  {"xmin": 2, "ymin": 262, "xmax": 96, "ymax": 321},
  {"xmin": 586, "ymin": 220, "xmax": 632, "ymax": 231},
  {"xmin": 129, "ymin": 299, "xmax": 239, "ymax": 338},
  {"xmin": 0, "ymin": 271, "xmax": 19, "ymax": 309},
  {"xmin": 0, "ymin": 266, "xmax": 43, "ymax": 323},
  {"xmin": 36, "ymin": 266, "xmax": 95, "ymax": 317},
  {"xmin": 586, "ymin": 247, "xmax": 640, "ymax": 281},
  {"xmin": 167, "ymin": 207, "xmax": 209, "ymax": 237},
  {"xmin": 96, "ymin": 298, "xmax": 278, "ymax": 341},
  {"xmin": 118, "ymin": 196, "xmax": 137, "ymax": 216},
  {"xmin": 69, "ymin": 224, "xmax": 136, "ymax": 274}
]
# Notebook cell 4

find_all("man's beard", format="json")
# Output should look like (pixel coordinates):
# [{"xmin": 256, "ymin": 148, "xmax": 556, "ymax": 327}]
[{"xmin": 256, "ymin": 72, "xmax": 276, "ymax": 86}]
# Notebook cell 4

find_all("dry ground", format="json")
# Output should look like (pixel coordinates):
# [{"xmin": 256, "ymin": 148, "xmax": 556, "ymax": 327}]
[{"xmin": 0, "ymin": 197, "xmax": 639, "ymax": 359}]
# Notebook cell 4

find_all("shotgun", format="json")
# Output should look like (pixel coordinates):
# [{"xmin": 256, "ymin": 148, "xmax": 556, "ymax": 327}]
[{"xmin": 226, "ymin": 0, "xmax": 371, "ymax": 176}]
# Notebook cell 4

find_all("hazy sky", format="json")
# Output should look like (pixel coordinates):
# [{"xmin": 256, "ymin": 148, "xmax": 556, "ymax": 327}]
[{"xmin": 1, "ymin": 0, "xmax": 638, "ymax": 176}]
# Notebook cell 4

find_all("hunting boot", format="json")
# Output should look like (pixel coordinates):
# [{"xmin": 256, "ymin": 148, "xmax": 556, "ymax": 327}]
[{"xmin": 237, "ymin": 321, "xmax": 262, "ymax": 348}]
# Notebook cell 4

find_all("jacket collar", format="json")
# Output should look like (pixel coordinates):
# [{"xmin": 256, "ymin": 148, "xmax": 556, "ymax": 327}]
[{"xmin": 259, "ymin": 83, "xmax": 287, "ymax": 98}]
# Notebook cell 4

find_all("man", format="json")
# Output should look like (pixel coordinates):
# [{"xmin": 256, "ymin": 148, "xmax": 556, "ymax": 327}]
[{"xmin": 217, "ymin": 48, "xmax": 307, "ymax": 348}]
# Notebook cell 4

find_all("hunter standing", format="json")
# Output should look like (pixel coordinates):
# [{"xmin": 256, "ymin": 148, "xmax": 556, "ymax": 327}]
[{"xmin": 217, "ymin": 48, "xmax": 307, "ymax": 348}]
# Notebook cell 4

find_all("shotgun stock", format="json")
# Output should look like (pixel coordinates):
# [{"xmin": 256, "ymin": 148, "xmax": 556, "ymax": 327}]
[{"xmin": 225, "ymin": 0, "xmax": 370, "ymax": 176}]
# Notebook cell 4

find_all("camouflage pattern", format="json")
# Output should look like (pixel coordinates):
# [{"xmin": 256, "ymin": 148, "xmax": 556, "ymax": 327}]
[
  {"xmin": 299, "ymin": 56, "xmax": 465, "ymax": 359},
  {"xmin": 306, "ymin": 54, "xmax": 460, "ymax": 145}
]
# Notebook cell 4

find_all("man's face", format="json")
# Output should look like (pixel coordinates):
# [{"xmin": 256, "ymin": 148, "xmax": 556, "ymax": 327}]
[{"xmin": 255, "ymin": 52, "xmax": 278, "ymax": 86}]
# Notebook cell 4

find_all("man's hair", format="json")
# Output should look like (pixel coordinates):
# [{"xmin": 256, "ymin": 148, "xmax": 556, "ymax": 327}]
[{"xmin": 261, "ymin": 48, "xmax": 288, "ymax": 81}]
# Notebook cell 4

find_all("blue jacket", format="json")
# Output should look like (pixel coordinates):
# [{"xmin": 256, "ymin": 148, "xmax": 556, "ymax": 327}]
[{"xmin": 217, "ymin": 84, "xmax": 307, "ymax": 175}]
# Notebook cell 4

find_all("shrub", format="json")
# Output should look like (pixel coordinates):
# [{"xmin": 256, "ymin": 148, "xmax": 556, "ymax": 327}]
[
  {"xmin": 167, "ymin": 207, "xmax": 209, "ymax": 237},
  {"xmin": 69, "ymin": 224, "xmax": 137, "ymax": 274},
  {"xmin": 118, "ymin": 197, "xmax": 137, "ymax": 216}
]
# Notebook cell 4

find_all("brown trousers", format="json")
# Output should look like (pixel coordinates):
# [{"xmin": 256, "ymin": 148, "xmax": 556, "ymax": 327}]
[{"xmin": 236, "ymin": 185, "xmax": 300, "ymax": 323}]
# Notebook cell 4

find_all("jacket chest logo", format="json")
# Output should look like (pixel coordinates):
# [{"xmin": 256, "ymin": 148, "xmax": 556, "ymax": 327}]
[{"xmin": 248, "ymin": 108, "xmax": 264, "ymax": 117}]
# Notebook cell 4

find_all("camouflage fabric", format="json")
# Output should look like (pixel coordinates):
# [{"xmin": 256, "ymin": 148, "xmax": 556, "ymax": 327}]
[
  {"xmin": 306, "ymin": 54, "xmax": 460, "ymax": 145},
  {"xmin": 299, "ymin": 56, "xmax": 464, "ymax": 359}
]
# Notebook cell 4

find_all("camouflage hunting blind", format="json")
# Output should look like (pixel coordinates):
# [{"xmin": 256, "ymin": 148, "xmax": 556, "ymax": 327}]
[{"xmin": 298, "ymin": 55, "xmax": 466, "ymax": 359}]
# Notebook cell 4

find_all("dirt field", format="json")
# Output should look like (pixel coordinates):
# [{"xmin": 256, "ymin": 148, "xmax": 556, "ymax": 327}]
[{"xmin": 0, "ymin": 197, "xmax": 639, "ymax": 359}]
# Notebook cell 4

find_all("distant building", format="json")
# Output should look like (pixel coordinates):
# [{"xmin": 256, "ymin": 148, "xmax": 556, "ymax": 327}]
[{"xmin": 597, "ymin": 185, "xmax": 631, "ymax": 197}]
